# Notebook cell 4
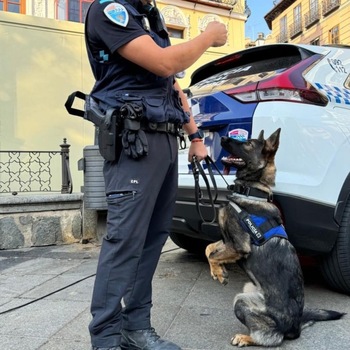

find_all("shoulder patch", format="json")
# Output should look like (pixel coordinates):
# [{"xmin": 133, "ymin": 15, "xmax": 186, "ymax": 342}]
[{"xmin": 103, "ymin": 3, "xmax": 129, "ymax": 27}]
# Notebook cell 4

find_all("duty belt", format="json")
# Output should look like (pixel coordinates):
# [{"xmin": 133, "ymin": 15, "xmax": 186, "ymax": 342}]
[{"xmin": 140, "ymin": 120, "xmax": 181, "ymax": 135}]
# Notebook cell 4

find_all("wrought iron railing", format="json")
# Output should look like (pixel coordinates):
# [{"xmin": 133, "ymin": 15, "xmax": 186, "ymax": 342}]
[
  {"xmin": 0, "ymin": 138, "xmax": 72, "ymax": 195},
  {"xmin": 305, "ymin": 5, "xmax": 320, "ymax": 28},
  {"xmin": 277, "ymin": 30, "xmax": 289, "ymax": 43},
  {"xmin": 209, "ymin": 0, "xmax": 237, "ymax": 5},
  {"xmin": 289, "ymin": 19, "xmax": 302, "ymax": 38},
  {"xmin": 322, "ymin": 0, "xmax": 340, "ymax": 16},
  {"xmin": 185, "ymin": 0, "xmax": 238, "ymax": 9}
]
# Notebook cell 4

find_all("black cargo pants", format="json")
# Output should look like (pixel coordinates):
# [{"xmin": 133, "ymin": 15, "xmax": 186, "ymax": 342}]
[{"xmin": 89, "ymin": 132, "xmax": 179, "ymax": 348}]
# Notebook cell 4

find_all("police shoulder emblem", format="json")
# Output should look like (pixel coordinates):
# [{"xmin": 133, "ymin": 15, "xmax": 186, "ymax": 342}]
[{"xmin": 103, "ymin": 3, "xmax": 129, "ymax": 27}]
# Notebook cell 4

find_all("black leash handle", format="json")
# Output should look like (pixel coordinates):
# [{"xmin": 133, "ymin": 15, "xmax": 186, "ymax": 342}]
[{"xmin": 191, "ymin": 155, "xmax": 219, "ymax": 224}]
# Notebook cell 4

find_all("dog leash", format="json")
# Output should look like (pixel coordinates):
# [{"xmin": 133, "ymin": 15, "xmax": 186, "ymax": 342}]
[{"xmin": 191, "ymin": 155, "xmax": 231, "ymax": 224}]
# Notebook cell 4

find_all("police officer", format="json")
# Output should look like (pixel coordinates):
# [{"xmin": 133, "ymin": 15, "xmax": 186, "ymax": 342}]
[{"xmin": 85, "ymin": 0, "xmax": 227, "ymax": 349}]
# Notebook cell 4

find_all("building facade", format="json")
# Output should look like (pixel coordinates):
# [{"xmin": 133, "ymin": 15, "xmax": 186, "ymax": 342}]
[
  {"xmin": 0, "ymin": 0, "xmax": 247, "ymax": 86},
  {"xmin": 0, "ymin": 0, "xmax": 247, "ymax": 191},
  {"xmin": 265, "ymin": 0, "xmax": 350, "ymax": 45}
]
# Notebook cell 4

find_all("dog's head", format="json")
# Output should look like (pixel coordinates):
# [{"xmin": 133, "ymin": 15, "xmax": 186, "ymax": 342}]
[{"xmin": 221, "ymin": 128, "xmax": 281, "ymax": 186}]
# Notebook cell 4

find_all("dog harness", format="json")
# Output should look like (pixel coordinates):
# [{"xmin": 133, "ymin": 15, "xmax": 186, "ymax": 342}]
[{"xmin": 229, "ymin": 201, "xmax": 288, "ymax": 246}]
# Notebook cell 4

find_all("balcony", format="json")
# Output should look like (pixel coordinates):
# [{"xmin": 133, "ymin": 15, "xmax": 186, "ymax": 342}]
[
  {"xmin": 322, "ymin": 0, "xmax": 340, "ymax": 16},
  {"xmin": 289, "ymin": 20, "xmax": 302, "ymax": 39},
  {"xmin": 277, "ymin": 31, "xmax": 289, "ymax": 43},
  {"xmin": 305, "ymin": 6, "xmax": 320, "ymax": 28},
  {"xmin": 184, "ymin": 0, "xmax": 238, "ymax": 10},
  {"xmin": 209, "ymin": 0, "xmax": 237, "ymax": 5}
]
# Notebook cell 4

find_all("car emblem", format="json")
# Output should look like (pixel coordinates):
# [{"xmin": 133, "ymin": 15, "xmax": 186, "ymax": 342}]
[{"xmin": 228, "ymin": 128, "xmax": 249, "ymax": 141}]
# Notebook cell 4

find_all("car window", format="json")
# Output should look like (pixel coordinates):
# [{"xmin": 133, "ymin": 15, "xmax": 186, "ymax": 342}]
[
  {"xmin": 191, "ymin": 57, "xmax": 296, "ymax": 95},
  {"xmin": 190, "ymin": 44, "xmax": 315, "ymax": 87}
]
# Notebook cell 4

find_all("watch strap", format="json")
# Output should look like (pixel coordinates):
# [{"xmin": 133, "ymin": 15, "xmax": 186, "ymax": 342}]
[{"xmin": 188, "ymin": 130, "xmax": 203, "ymax": 141}]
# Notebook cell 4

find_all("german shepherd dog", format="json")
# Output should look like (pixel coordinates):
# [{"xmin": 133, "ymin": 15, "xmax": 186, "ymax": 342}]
[{"xmin": 205, "ymin": 128, "xmax": 345, "ymax": 347}]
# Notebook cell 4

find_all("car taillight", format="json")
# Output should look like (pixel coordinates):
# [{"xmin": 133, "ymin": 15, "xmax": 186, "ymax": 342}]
[{"xmin": 224, "ymin": 55, "xmax": 328, "ymax": 106}]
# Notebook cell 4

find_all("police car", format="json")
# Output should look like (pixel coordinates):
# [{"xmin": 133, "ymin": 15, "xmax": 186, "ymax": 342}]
[{"xmin": 171, "ymin": 43, "xmax": 350, "ymax": 295}]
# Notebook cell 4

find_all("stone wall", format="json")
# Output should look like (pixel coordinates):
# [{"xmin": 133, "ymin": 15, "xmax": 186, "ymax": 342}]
[{"xmin": 0, "ymin": 194, "xmax": 83, "ymax": 250}]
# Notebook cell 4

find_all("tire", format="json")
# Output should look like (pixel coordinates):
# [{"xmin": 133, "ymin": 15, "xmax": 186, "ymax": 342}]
[
  {"xmin": 169, "ymin": 232, "xmax": 211, "ymax": 257},
  {"xmin": 321, "ymin": 198, "xmax": 350, "ymax": 295}
]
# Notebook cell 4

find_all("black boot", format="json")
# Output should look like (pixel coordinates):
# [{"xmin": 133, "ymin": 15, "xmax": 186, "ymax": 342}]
[{"xmin": 120, "ymin": 328, "xmax": 181, "ymax": 350}]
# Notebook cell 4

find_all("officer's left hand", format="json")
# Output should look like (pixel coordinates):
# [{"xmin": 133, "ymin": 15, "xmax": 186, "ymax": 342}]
[{"xmin": 188, "ymin": 141, "xmax": 207, "ymax": 162}]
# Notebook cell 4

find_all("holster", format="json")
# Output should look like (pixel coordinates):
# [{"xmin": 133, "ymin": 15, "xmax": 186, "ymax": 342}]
[
  {"xmin": 95, "ymin": 108, "xmax": 122, "ymax": 162},
  {"xmin": 64, "ymin": 91, "xmax": 122, "ymax": 162}
]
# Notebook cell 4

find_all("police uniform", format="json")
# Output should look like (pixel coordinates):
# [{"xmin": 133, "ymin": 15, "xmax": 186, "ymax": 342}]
[{"xmin": 85, "ymin": 0, "xmax": 188, "ymax": 348}]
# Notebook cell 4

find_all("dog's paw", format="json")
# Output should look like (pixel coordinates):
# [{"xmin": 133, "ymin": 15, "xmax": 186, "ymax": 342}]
[
  {"xmin": 210, "ymin": 269, "xmax": 218, "ymax": 280},
  {"xmin": 209, "ymin": 265, "xmax": 219, "ymax": 281},
  {"xmin": 209, "ymin": 264, "xmax": 229, "ymax": 285},
  {"xmin": 219, "ymin": 270, "xmax": 229, "ymax": 285},
  {"xmin": 231, "ymin": 334, "xmax": 254, "ymax": 347}
]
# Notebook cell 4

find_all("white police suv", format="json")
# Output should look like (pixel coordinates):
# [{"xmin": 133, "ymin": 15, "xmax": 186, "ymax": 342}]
[{"xmin": 171, "ymin": 43, "xmax": 350, "ymax": 295}]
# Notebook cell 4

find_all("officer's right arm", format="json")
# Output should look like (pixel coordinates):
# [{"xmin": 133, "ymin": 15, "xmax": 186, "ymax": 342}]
[{"xmin": 117, "ymin": 21, "xmax": 227, "ymax": 78}]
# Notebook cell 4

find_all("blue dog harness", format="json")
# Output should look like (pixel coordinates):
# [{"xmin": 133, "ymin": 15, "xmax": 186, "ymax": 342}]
[{"xmin": 229, "ymin": 201, "xmax": 288, "ymax": 246}]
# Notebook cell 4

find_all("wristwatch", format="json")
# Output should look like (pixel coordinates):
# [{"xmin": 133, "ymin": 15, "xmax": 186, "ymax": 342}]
[{"xmin": 188, "ymin": 129, "xmax": 204, "ymax": 141}]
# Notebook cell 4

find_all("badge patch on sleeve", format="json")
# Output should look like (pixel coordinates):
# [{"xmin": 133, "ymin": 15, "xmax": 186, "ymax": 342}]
[{"xmin": 103, "ymin": 3, "xmax": 129, "ymax": 27}]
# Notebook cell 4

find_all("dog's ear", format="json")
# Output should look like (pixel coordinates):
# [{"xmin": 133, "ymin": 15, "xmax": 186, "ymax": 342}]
[
  {"xmin": 258, "ymin": 130, "xmax": 264, "ymax": 142},
  {"xmin": 264, "ymin": 128, "xmax": 281, "ymax": 155}
]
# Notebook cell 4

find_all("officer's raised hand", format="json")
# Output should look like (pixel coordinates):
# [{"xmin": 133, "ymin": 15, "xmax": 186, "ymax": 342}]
[
  {"xmin": 203, "ymin": 21, "xmax": 228, "ymax": 48},
  {"xmin": 117, "ymin": 20, "xmax": 227, "ymax": 79}
]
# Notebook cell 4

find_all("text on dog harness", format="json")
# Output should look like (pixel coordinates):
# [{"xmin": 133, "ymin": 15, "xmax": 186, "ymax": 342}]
[{"xmin": 229, "ymin": 201, "xmax": 288, "ymax": 246}]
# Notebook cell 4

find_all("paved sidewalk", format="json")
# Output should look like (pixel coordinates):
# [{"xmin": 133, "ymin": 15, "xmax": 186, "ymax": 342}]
[{"xmin": 0, "ymin": 239, "xmax": 349, "ymax": 350}]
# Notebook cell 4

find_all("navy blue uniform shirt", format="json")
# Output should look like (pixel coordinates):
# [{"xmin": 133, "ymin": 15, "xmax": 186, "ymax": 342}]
[{"xmin": 85, "ymin": 0, "xmax": 173, "ymax": 106}]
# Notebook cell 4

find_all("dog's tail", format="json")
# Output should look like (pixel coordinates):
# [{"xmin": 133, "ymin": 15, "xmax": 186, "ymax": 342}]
[{"xmin": 301, "ymin": 308, "xmax": 346, "ymax": 329}]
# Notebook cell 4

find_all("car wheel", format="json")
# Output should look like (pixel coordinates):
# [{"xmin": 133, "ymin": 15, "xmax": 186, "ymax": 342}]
[
  {"xmin": 169, "ymin": 232, "xmax": 211, "ymax": 257},
  {"xmin": 321, "ymin": 198, "xmax": 350, "ymax": 295}
]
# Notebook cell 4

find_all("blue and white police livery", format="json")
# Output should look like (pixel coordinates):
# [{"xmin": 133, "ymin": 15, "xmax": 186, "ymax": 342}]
[{"xmin": 173, "ymin": 43, "xmax": 350, "ymax": 295}]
